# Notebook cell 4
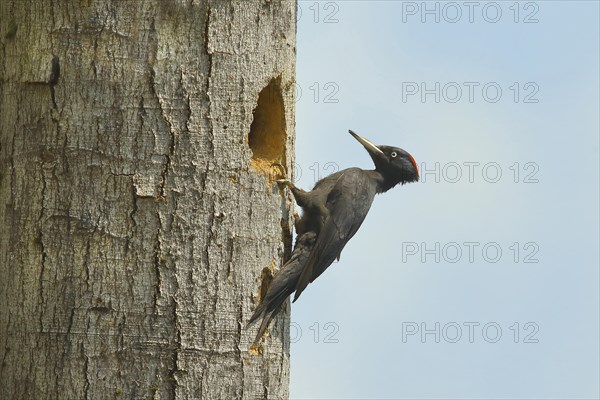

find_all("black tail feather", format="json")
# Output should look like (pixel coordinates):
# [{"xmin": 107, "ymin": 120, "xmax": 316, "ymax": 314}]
[{"xmin": 247, "ymin": 232, "xmax": 317, "ymax": 344}]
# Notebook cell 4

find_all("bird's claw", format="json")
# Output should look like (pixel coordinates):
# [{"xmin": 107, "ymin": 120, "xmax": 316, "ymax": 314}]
[
  {"xmin": 276, "ymin": 179, "xmax": 292, "ymax": 188},
  {"xmin": 270, "ymin": 162, "xmax": 288, "ymax": 180}
]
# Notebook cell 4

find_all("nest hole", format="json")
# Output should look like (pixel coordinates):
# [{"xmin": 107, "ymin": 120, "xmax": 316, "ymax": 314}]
[{"xmin": 249, "ymin": 77, "xmax": 286, "ymax": 174}]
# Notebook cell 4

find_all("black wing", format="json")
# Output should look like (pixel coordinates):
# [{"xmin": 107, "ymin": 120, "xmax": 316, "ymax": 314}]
[{"xmin": 293, "ymin": 169, "xmax": 378, "ymax": 301}]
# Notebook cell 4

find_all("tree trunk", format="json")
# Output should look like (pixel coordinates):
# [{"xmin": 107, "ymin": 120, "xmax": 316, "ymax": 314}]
[{"xmin": 0, "ymin": 1, "xmax": 296, "ymax": 399}]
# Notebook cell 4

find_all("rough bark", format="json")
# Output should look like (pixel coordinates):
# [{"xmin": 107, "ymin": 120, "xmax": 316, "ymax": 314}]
[{"xmin": 0, "ymin": 1, "xmax": 296, "ymax": 399}]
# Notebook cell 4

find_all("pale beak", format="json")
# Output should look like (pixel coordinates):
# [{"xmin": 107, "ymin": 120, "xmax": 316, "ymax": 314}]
[{"xmin": 348, "ymin": 130, "xmax": 384, "ymax": 155}]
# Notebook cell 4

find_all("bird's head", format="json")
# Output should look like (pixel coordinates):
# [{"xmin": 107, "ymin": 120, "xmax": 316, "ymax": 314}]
[{"xmin": 349, "ymin": 130, "xmax": 419, "ymax": 189}]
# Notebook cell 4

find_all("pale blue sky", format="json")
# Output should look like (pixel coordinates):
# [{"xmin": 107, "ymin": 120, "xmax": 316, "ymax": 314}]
[{"xmin": 291, "ymin": 1, "xmax": 599, "ymax": 399}]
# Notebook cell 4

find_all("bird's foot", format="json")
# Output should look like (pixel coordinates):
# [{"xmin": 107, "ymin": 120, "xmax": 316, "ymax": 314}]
[
  {"xmin": 292, "ymin": 211, "xmax": 302, "ymax": 233},
  {"xmin": 276, "ymin": 178, "xmax": 292, "ymax": 188},
  {"xmin": 270, "ymin": 162, "xmax": 288, "ymax": 180}
]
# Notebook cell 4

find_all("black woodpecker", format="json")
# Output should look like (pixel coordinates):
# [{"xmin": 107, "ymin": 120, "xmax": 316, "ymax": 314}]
[
  {"xmin": 284, "ymin": 130, "xmax": 419, "ymax": 301},
  {"xmin": 249, "ymin": 130, "xmax": 418, "ymax": 341}
]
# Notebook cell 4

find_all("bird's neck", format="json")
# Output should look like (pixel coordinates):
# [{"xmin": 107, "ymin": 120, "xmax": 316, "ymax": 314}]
[{"xmin": 367, "ymin": 170, "xmax": 401, "ymax": 193}]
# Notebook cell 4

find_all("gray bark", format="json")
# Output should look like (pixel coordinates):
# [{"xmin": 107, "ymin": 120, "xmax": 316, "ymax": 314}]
[{"xmin": 0, "ymin": 1, "xmax": 296, "ymax": 399}]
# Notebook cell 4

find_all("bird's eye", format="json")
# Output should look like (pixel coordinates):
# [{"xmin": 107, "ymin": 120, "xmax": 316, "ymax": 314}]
[{"xmin": 391, "ymin": 152, "xmax": 397, "ymax": 158}]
